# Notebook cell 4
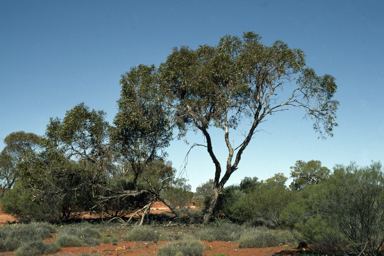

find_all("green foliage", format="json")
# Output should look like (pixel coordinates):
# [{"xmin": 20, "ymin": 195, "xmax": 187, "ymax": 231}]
[
  {"xmin": 123, "ymin": 226, "xmax": 159, "ymax": 242},
  {"xmin": 1, "ymin": 181, "xmax": 52, "ymax": 221},
  {"xmin": 238, "ymin": 227, "xmax": 299, "ymax": 248},
  {"xmin": 133, "ymin": 31, "xmax": 338, "ymax": 223},
  {"xmin": 56, "ymin": 226, "xmax": 100, "ymax": 247},
  {"xmin": 14, "ymin": 241, "xmax": 61, "ymax": 256},
  {"xmin": 198, "ymin": 223, "xmax": 243, "ymax": 242},
  {"xmin": 158, "ymin": 233, "xmax": 184, "ymax": 242},
  {"xmin": 56, "ymin": 235, "xmax": 83, "ymax": 247},
  {"xmin": 221, "ymin": 179, "xmax": 295, "ymax": 226},
  {"xmin": 0, "ymin": 131, "xmax": 41, "ymax": 193},
  {"xmin": 239, "ymin": 177, "xmax": 261, "ymax": 194},
  {"xmin": 0, "ymin": 222, "xmax": 55, "ymax": 252},
  {"xmin": 162, "ymin": 178, "xmax": 194, "ymax": 209},
  {"xmin": 177, "ymin": 208, "xmax": 205, "ymax": 224},
  {"xmin": 289, "ymin": 160, "xmax": 330, "ymax": 190},
  {"xmin": 193, "ymin": 179, "xmax": 214, "ymax": 202},
  {"xmin": 283, "ymin": 161, "xmax": 384, "ymax": 256},
  {"xmin": 114, "ymin": 64, "xmax": 172, "ymax": 173},
  {"xmin": 3, "ymin": 103, "xmax": 115, "ymax": 222},
  {"xmin": 157, "ymin": 236, "xmax": 204, "ymax": 256},
  {"xmin": 264, "ymin": 173, "xmax": 288, "ymax": 187}
]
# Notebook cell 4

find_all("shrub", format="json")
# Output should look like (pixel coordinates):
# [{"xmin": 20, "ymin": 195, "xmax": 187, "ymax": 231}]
[
  {"xmin": 157, "ymin": 236, "xmax": 204, "ymax": 256},
  {"xmin": 224, "ymin": 184, "xmax": 296, "ymax": 225},
  {"xmin": 56, "ymin": 226, "xmax": 100, "ymax": 247},
  {"xmin": 14, "ymin": 241, "xmax": 61, "ymax": 256},
  {"xmin": 198, "ymin": 223, "xmax": 243, "ymax": 242},
  {"xmin": 178, "ymin": 208, "xmax": 204, "ymax": 224},
  {"xmin": 162, "ymin": 187, "xmax": 194, "ymax": 209},
  {"xmin": 282, "ymin": 162, "xmax": 384, "ymax": 256},
  {"xmin": 238, "ymin": 227, "xmax": 298, "ymax": 248},
  {"xmin": 124, "ymin": 226, "xmax": 159, "ymax": 242},
  {"xmin": 0, "ymin": 222, "xmax": 56, "ymax": 252},
  {"xmin": 158, "ymin": 233, "xmax": 184, "ymax": 242}
]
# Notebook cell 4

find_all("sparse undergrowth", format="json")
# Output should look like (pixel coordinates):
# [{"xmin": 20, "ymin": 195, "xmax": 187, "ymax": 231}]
[
  {"xmin": 123, "ymin": 226, "xmax": 159, "ymax": 242},
  {"xmin": 157, "ymin": 236, "xmax": 204, "ymax": 256},
  {"xmin": 0, "ymin": 220, "xmax": 304, "ymax": 256},
  {"xmin": 198, "ymin": 223, "xmax": 244, "ymax": 242},
  {"xmin": 56, "ymin": 225, "xmax": 101, "ymax": 247},
  {"xmin": 238, "ymin": 226, "xmax": 300, "ymax": 248},
  {"xmin": 0, "ymin": 222, "xmax": 56, "ymax": 252}
]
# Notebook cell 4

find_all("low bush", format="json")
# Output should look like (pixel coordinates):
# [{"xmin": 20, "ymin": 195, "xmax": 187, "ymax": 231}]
[
  {"xmin": 0, "ymin": 222, "xmax": 56, "ymax": 252},
  {"xmin": 282, "ymin": 162, "xmax": 384, "ymax": 256},
  {"xmin": 178, "ymin": 208, "xmax": 204, "ymax": 224},
  {"xmin": 14, "ymin": 241, "xmax": 61, "ymax": 256},
  {"xmin": 124, "ymin": 226, "xmax": 159, "ymax": 242},
  {"xmin": 56, "ymin": 226, "xmax": 100, "ymax": 247},
  {"xmin": 158, "ymin": 233, "xmax": 184, "ymax": 242},
  {"xmin": 198, "ymin": 223, "xmax": 243, "ymax": 242},
  {"xmin": 238, "ymin": 227, "xmax": 299, "ymax": 248},
  {"xmin": 157, "ymin": 236, "xmax": 204, "ymax": 256}
]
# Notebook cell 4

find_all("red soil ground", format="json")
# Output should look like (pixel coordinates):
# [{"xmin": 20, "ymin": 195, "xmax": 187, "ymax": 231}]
[{"xmin": 0, "ymin": 202, "xmax": 303, "ymax": 255}]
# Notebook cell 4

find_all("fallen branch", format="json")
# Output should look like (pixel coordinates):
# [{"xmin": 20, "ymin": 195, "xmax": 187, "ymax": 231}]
[{"xmin": 125, "ymin": 202, "xmax": 153, "ymax": 226}]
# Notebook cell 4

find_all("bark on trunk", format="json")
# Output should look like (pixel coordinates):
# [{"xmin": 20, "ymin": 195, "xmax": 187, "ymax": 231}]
[
  {"xmin": 157, "ymin": 194, "xmax": 182, "ymax": 218},
  {"xmin": 203, "ymin": 186, "xmax": 220, "ymax": 225}
]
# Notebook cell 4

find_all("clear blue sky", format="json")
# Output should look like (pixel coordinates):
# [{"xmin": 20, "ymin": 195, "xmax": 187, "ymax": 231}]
[{"xmin": 1, "ymin": 0, "xmax": 383, "ymax": 191}]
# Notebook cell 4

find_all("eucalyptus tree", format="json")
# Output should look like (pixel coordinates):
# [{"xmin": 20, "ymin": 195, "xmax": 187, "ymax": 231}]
[
  {"xmin": 7, "ymin": 103, "xmax": 115, "ymax": 220},
  {"xmin": 118, "ymin": 31, "xmax": 338, "ymax": 224},
  {"xmin": 113, "ymin": 64, "xmax": 180, "ymax": 217},
  {"xmin": 0, "ymin": 131, "xmax": 41, "ymax": 193},
  {"xmin": 157, "ymin": 32, "xmax": 338, "ymax": 223}
]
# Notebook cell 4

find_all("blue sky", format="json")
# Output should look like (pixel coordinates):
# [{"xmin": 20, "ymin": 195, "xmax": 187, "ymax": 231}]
[{"xmin": 1, "ymin": 0, "xmax": 383, "ymax": 191}]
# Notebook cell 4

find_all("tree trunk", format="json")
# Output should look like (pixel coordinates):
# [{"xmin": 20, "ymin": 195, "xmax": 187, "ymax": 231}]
[
  {"xmin": 156, "ymin": 194, "xmax": 182, "ymax": 218},
  {"xmin": 203, "ymin": 186, "xmax": 220, "ymax": 225}
]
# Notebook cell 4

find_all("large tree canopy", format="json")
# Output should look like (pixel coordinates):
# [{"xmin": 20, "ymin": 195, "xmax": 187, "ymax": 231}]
[{"xmin": 155, "ymin": 31, "xmax": 338, "ymax": 223}]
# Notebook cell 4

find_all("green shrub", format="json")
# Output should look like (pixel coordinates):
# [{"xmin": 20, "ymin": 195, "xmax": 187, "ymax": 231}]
[
  {"xmin": 157, "ymin": 237, "xmax": 204, "ymax": 256},
  {"xmin": 14, "ymin": 241, "xmax": 61, "ymax": 256},
  {"xmin": 224, "ymin": 184, "xmax": 296, "ymax": 226},
  {"xmin": 124, "ymin": 226, "xmax": 159, "ymax": 242},
  {"xmin": 238, "ymin": 227, "xmax": 298, "ymax": 248},
  {"xmin": 283, "ymin": 162, "xmax": 384, "ymax": 256},
  {"xmin": 111, "ymin": 236, "xmax": 119, "ymax": 245},
  {"xmin": 198, "ymin": 223, "xmax": 243, "ymax": 242},
  {"xmin": 178, "ymin": 208, "xmax": 204, "ymax": 224},
  {"xmin": 162, "ymin": 186, "xmax": 194, "ymax": 209},
  {"xmin": 158, "ymin": 233, "xmax": 184, "ymax": 242},
  {"xmin": 56, "ymin": 235, "xmax": 83, "ymax": 247},
  {"xmin": 0, "ymin": 222, "xmax": 56, "ymax": 252},
  {"xmin": 56, "ymin": 226, "xmax": 100, "ymax": 247}
]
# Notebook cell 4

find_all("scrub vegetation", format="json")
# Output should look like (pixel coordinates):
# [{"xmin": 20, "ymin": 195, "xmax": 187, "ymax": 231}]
[{"xmin": 1, "ymin": 31, "xmax": 382, "ymax": 255}]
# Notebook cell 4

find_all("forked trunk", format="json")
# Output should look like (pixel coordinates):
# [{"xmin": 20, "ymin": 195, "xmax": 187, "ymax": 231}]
[{"xmin": 203, "ymin": 186, "xmax": 220, "ymax": 225}]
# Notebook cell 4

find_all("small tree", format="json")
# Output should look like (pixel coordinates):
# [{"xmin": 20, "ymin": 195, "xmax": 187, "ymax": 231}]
[
  {"xmin": 112, "ymin": 65, "xmax": 180, "ymax": 218},
  {"xmin": 289, "ymin": 160, "xmax": 330, "ymax": 190},
  {"xmin": 0, "ymin": 131, "xmax": 41, "ymax": 193}
]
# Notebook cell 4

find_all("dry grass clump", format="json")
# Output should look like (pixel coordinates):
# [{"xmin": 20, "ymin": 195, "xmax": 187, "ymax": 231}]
[
  {"xmin": 56, "ymin": 226, "xmax": 100, "ymax": 247},
  {"xmin": 14, "ymin": 241, "xmax": 61, "ymax": 256},
  {"xmin": 123, "ymin": 226, "xmax": 159, "ymax": 242},
  {"xmin": 0, "ymin": 222, "xmax": 56, "ymax": 252},
  {"xmin": 157, "ymin": 236, "xmax": 204, "ymax": 256},
  {"xmin": 238, "ymin": 227, "xmax": 299, "ymax": 248},
  {"xmin": 198, "ymin": 223, "xmax": 244, "ymax": 242}
]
